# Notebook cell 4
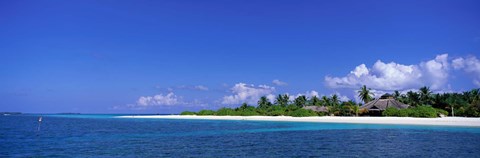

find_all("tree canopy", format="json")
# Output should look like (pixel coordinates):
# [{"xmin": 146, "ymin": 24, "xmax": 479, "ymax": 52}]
[{"xmin": 357, "ymin": 85, "xmax": 374, "ymax": 104}]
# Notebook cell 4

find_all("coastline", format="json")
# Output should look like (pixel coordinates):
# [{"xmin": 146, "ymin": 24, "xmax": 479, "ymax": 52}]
[{"xmin": 116, "ymin": 115, "xmax": 480, "ymax": 127}]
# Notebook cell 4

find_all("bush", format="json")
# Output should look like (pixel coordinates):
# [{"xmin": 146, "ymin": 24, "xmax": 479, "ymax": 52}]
[
  {"xmin": 255, "ymin": 108, "xmax": 268, "ymax": 115},
  {"xmin": 197, "ymin": 110, "xmax": 216, "ymax": 115},
  {"xmin": 180, "ymin": 111, "xmax": 196, "ymax": 115},
  {"xmin": 216, "ymin": 108, "xmax": 237, "ymax": 116},
  {"xmin": 382, "ymin": 106, "xmax": 441, "ymax": 118},
  {"xmin": 268, "ymin": 110, "xmax": 286, "ymax": 116},
  {"xmin": 382, "ymin": 107, "xmax": 398, "ymax": 116},
  {"xmin": 286, "ymin": 104, "xmax": 299, "ymax": 112},
  {"xmin": 238, "ymin": 110, "xmax": 259, "ymax": 116},
  {"xmin": 316, "ymin": 112, "xmax": 327, "ymax": 116},
  {"xmin": 288, "ymin": 109, "xmax": 318, "ymax": 117},
  {"xmin": 397, "ymin": 109, "xmax": 409, "ymax": 117},
  {"xmin": 413, "ymin": 106, "xmax": 437, "ymax": 118},
  {"xmin": 435, "ymin": 108, "xmax": 449, "ymax": 117}
]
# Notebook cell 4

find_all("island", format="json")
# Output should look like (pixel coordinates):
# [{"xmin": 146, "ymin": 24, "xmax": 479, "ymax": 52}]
[
  {"xmin": 118, "ymin": 86, "xmax": 480, "ymax": 127},
  {"xmin": 179, "ymin": 86, "xmax": 479, "ymax": 118}
]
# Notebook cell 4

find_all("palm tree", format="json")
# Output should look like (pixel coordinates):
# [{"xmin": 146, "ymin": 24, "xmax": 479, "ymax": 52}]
[
  {"xmin": 419, "ymin": 86, "xmax": 432, "ymax": 105},
  {"xmin": 466, "ymin": 88, "xmax": 480, "ymax": 104},
  {"xmin": 239, "ymin": 103, "xmax": 248, "ymax": 110},
  {"xmin": 275, "ymin": 94, "xmax": 281, "ymax": 105},
  {"xmin": 321, "ymin": 96, "xmax": 330, "ymax": 106},
  {"xmin": 310, "ymin": 96, "xmax": 321, "ymax": 106},
  {"xmin": 294, "ymin": 95, "xmax": 307, "ymax": 108},
  {"xmin": 357, "ymin": 85, "xmax": 374, "ymax": 104},
  {"xmin": 446, "ymin": 96, "xmax": 456, "ymax": 116},
  {"xmin": 431, "ymin": 93, "xmax": 444, "ymax": 109},
  {"xmin": 331, "ymin": 94, "xmax": 339, "ymax": 106},
  {"xmin": 343, "ymin": 100, "xmax": 359, "ymax": 116},
  {"xmin": 393, "ymin": 90, "xmax": 401, "ymax": 99},
  {"xmin": 275, "ymin": 94, "xmax": 288, "ymax": 107},
  {"xmin": 258, "ymin": 96, "xmax": 272, "ymax": 109},
  {"xmin": 406, "ymin": 91, "xmax": 420, "ymax": 106}
]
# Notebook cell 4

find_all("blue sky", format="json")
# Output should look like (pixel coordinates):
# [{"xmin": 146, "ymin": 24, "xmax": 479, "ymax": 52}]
[{"xmin": 1, "ymin": 0, "xmax": 479, "ymax": 113}]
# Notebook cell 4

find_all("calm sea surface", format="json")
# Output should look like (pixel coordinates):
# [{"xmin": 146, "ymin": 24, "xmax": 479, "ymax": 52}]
[{"xmin": 1, "ymin": 114, "xmax": 480, "ymax": 157}]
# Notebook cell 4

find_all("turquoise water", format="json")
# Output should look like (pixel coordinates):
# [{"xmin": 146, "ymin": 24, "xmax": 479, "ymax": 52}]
[{"xmin": 1, "ymin": 114, "xmax": 480, "ymax": 157}]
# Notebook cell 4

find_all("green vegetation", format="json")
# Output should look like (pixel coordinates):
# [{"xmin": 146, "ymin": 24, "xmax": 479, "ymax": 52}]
[
  {"xmin": 180, "ymin": 86, "xmax": 480, "ymax": 118},
  {"xmin": 288, "ymin": 108, "xmax": 318, "ymax": 117},
  {"xmin": 382, "ymin": 106, "xmax": 446, "ymax": 118},
  {"xmin": 395, "ymin": 87, "xmax": 480, "ymax": 117},
  {"xmin": 180, "ymin": 94, "xmax": 327, "ymax": 117},
  {"xmin": 358, "ymin": 85, "xmax": 374, "ymax": 103},
  {"xmin": 196, "ymin": 110, "xmax": 216, "ymax": 115},
  {"xmin": 180, "ymin": 111, "xmax": 196, "ymax": 115}
]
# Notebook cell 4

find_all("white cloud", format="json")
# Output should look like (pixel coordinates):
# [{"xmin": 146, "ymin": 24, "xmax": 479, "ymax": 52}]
[
  {"xmin": 137, "ymin": 92, "xmax": 180, "ymax": 106},
  {"xmin": 351, "ymin": 64, "xmax": 369, "ymax": 77},
  {"xmin": 337, "ymin": 94, "xmax": 350, "ymax": 102},
  {"xmin": 176, "ymin": 85, "xmax": 209, "ymax": 91},
  {"xmin": 325, "ymin": 60, "xmax": 422, "ymax": 90},
  {"xmin": 452, "ymin": 58, "xmax": 465, "ymax": 69},
  {"xmin": 306, "ymin": 91, "xmax": 320, "ymax": 98},
  {"xmin": 272, "ymin": 79, "xmax": 288, "ymax": 86},
  {"xmin": 419, "ymin": 54, "xmax": 449, "ymax": 89},
  {"xmin": 325, "ymin": 54, "xmax": 452, "ymax": 91},
  {"xmin": 221, "ymin": 83, "xmax": 275, "ymax": 105},
  {"xmin": 194, "ymin": 85, "xmax": 209, "ymax": 91},
  {"xmin": 452, "ymin": 56, "xmax": 480, "ymax": 86},
  {"xmin": 290, "ymin": 90, "xmax": 320, "ymax": 101}
]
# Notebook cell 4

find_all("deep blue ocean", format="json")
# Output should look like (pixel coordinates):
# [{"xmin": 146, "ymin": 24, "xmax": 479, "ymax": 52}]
[{"xmin": 1, "ymin": 114, "xmax": 480, "ymax": 157}]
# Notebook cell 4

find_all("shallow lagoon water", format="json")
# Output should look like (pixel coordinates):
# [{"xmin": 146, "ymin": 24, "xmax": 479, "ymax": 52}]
[{"xmin": 1, "ymin": 114, "xmax": 479, "ymax": 157}]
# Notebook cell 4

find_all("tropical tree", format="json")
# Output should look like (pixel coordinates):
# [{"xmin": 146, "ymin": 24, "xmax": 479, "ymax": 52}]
[
  {"xmin": 258, "ymin": 96, "xmax": 272, "ymax": 109},
  {"xmin": 393, "ymin": 90, "xmax": 401, "ymax": 99},
  {"xmin": 445, "ymin": 95, "xmax": 456, "ymax": 116},
  {"xmin": 275, "ymin": 94, "xmax": 289, "ymax": 107},
  {"xmin": 310, "ymin": 96, "xmax": 321, "ymax": 106},
  {"xmin": 294, "ymin": 95, "xmax": 307, "ymax": 108},
  {"xmin": 431, "ymin": 93, "xmax": 445, "ymax": 109},
  {"xmin": 321, "ymin": 96, "xmax": 330, "ymax": 106},
  {"xmin": 331, "ymin": 94, "xmax": 339, "ymax": 106},
  {"xmin": 357, "ymin": 85, "xmax": 374, "ymax": 104},
  {"xmin": 343, "ymin": 100, "xmax": 359, "ymax": 116},
  {"xmin": 472, "ymin": 89, "xmax": 480, "ymax": 102},
  {"xmin": 465, "ymin": 88, "xmax": 480, "ymax": 104},
  {"xmin": 406, "ymin": 91, "xmax": 420, "ymax": 106},
  {"xmin": 238, "ymin": 103, "xmax": 249, "ymax": 111},
  {"xmin": 352, "ymin": 104, "xmax": 360, "ymax": 117},
  {"xmin": 419, "ymin": 86, "xmax": 432, "ymax": 105}
]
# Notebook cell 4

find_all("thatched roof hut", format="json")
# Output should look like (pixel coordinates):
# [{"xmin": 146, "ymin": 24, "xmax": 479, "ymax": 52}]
[
  {"xmin": 303, "ymin": 106, "xmax": 328, "ymax": 112},
  {"xmin": 360, "ymin": 94, "xmax": 409, "ymax": 111}
]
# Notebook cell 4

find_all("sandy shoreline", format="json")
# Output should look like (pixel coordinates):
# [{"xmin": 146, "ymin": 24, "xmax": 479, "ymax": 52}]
[{"xmin": 116, "ymin": 115, "xmax": 480, "ymax": 127}]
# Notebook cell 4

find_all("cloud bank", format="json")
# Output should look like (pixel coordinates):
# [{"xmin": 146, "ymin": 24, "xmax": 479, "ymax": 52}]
[
  {"xmin": 325, "ymin": 54, "xmax": 454, "ymax": 91},
  {"xmin": 136, "ymin": 92, "xmax": 180, "ymax": 106},
  {"xmin": 452, "ymin": 56, "xmax": 480, "ymax": 86},
  {"xmin": 177, "ymin": 85, "xmax": 209, "ymax": 91},
  {"xmin": 222, "ymin": 83, "xmax": 276, "ymax": 105},
  {"xmin": 272, "ymin": 79, "xmax": 288, "ymax": 86}
]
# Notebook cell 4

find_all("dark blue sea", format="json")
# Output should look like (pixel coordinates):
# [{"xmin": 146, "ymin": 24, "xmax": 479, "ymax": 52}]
[{"xmin": 1, "ymin": 114, "xmax": 480, "ymax": 157}]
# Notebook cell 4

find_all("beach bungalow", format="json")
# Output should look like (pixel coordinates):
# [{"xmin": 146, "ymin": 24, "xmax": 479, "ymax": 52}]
[{"xmin": 360, "ymin": 94, "xmax": 409, "ymax": 115}]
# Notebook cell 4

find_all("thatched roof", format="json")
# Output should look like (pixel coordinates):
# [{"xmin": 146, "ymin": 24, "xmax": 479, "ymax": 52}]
[
  {"xmin": 303, "ymin": 106, "xmax": 328, "ymax": 112},
  {"xmin": 360, "ymin": 98, "xmax": 409, "ymax": 111}
]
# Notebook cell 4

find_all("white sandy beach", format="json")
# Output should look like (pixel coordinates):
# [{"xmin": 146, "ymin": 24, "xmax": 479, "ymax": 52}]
[{"xmin": 117, "ymin": 115, "xmax": 480, "ymax": 127}]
